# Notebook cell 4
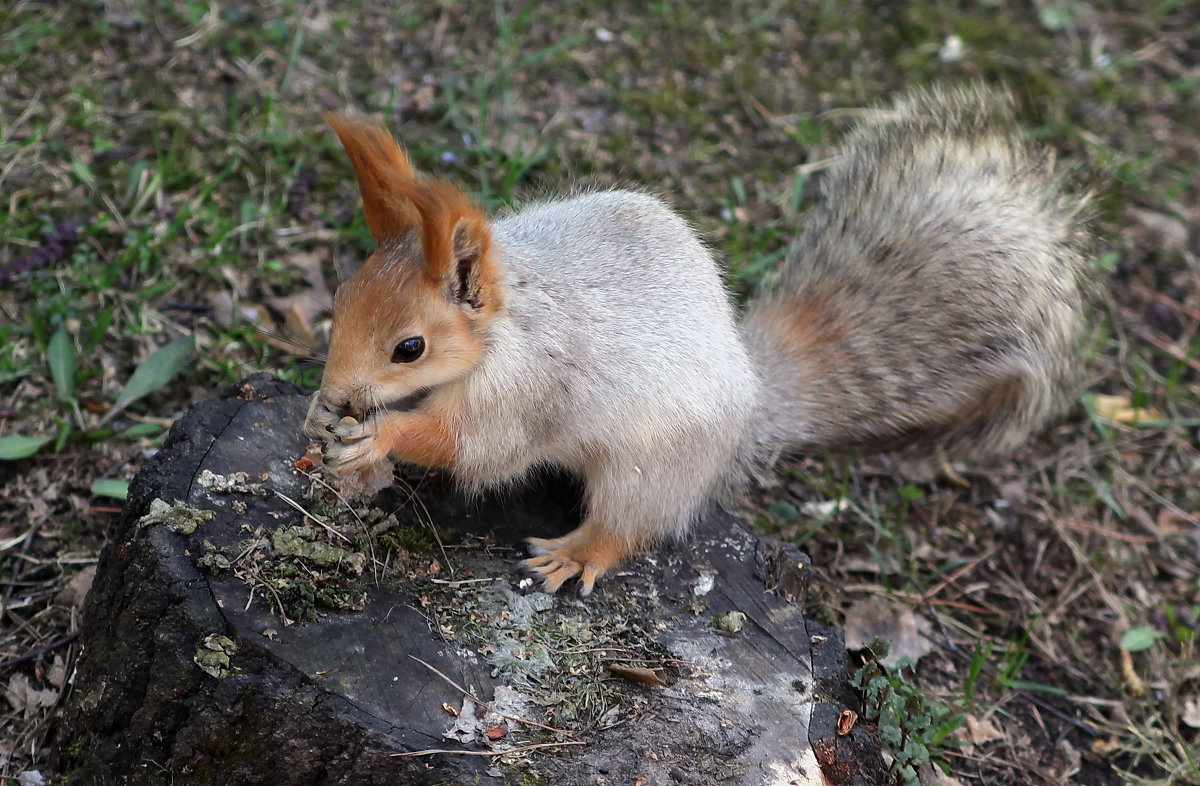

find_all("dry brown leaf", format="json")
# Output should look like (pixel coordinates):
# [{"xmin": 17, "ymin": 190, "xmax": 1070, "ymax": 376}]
[
  {"xmin": 607, "ymin": 663, "xmax": 668, "ymax": 687},
  {"xmin": 4, "ymin": 674, "xmax": 59, "ymax": 719},
  {"xmin": 1182, "ymin": 695, "xmax": 1200, "ymax": 729},
  {"xmin": 1050, "ymin": 738, "xmax": 1082, "ymax": 783},
  {"xmin": 963, "ymin": 713, "xmax": 1004, "ymax": 746},
  {"xmin": 843, "ymin": 599, "xmax": 935, "ymax": 667},
  {"xmin": 56, "ymin": 565, "xmax": 97, "ymax": 609},
  {"xmin": 332, "ymin": 460, "xmax": 395, "ymax": 501},
  {"xmin": 208, "ymin": 290, "xmax": 272, "ymax": 331},
  {"xmin": 919, "ymin": 765, "xmax": 965, "ymax": 786},
  {"xmin": 266, "ymin": 250, "xmax": 333, "ymax": 349},
  {"xmin": 1156, "ymin": 507, "xmax": 1198, "ymax": 536},
  {"xmin": 1091, "ymin": 394, "xmax": 1163, "ymax": 426},
  {"xmin": 277, "ymin": 300, "xmax": 319, "ymax": 347},
  {"xmin": 45, "ymin": 655, "xmax": 68, "ymax": 690},
  {"xmin": 1128, "ymin": 208, "xmax": 1190, "ymax": 254}
]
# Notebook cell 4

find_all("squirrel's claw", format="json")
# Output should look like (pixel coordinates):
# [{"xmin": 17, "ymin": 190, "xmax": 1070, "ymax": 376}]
[{"xmin": 304, "ymin": 395, "xmax": 339, "ymax": 440}]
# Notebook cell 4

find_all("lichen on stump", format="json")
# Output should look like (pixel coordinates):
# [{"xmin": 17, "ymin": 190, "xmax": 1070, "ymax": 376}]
[{"xmin": 56, "ymin": 375, "xmax": 883, "ymax": 785}]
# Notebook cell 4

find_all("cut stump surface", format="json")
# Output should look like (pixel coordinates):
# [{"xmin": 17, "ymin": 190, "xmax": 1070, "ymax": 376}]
[{"xmin": 57, "ymin": 375, "xmax": 884, "ymax": 785}]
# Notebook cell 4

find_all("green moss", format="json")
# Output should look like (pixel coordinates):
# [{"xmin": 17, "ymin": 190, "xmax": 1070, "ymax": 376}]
[
  {"xmin": 272, "ymin": 525, "xmax": 366, "ymax": 572},
  {"xmin": 136, "ymin": 498, "xmax": 214, "ymax": 535},
  {"xmin": 194, "ymin": 633, "xmax": 238, "ymax": 679}
]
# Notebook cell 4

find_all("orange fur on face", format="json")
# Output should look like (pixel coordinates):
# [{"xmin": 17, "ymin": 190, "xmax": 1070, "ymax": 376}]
[
  {"xmin": 317, "ymin": 114, "xmax": 508, "ymax": 470},
  {"xmin": 321, "ymin": 241, "xmax": 487, "ymax": 415}
]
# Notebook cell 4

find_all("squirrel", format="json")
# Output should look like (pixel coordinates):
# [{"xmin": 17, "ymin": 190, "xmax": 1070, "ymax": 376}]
[{"xmin": 305, "ymin": 85, "xmax": 1090, "ymax": 596}]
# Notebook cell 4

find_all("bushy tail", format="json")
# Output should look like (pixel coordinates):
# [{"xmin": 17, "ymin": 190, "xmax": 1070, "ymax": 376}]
[{"xmin": 740, "ymin": 85, "xmax": 1091, "ymax": 471}]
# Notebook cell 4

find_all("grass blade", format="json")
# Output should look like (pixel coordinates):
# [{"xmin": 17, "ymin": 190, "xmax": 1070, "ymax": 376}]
[
  {"xmin": 0, "ymin": 434, "xmax": 53, "ymax": 460},
  {"xmin": 1119, "ymin": 627, "xmax": 1165, "ymax": 652},
  {"xmin": 90, "ymin": 479, "xmax": 130, "ymax": 500},
  {"xmin": 100, "ymin": 335, "xmax": 195, "ymax": 425},
  {"xmin": 47, "ymin": 328, "xmax": 76, "ymax": 402}
]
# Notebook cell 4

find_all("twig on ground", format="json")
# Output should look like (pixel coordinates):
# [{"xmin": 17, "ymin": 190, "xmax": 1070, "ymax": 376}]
[
  {"xmin": 392, "ymin": 740, "xmax": 586, "ymax": 758},
  {"xmin": 0, "ymin": 631, "xmax": 81, "ymax": 672}
]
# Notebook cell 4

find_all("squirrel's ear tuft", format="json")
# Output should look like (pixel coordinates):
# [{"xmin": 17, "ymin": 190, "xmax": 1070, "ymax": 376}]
[
  {"xmin": 326, "ymin": 112, "xmax": 420, "ymax": 241},
  {"xmin": 407, "ymin": 180, "xmax": 501, "ymax": 314},
  {"xmin": 448, "ymin": 217, "xmax": 488, "ymax": 310}
]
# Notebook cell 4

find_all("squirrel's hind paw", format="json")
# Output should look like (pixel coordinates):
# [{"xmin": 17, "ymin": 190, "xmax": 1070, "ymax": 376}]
[
  {"xmin": 520, "ymin": 524, "xmax": 630, "ymax": 597},
  {"xmin": 520, "ymin": 549, "xmax": 594, "ymax": 596}
]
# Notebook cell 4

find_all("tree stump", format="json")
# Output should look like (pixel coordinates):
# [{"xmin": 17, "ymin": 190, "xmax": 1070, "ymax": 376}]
[{"xmin": 56, "ymin": 375, "xmax": 884, "ymax": 785}]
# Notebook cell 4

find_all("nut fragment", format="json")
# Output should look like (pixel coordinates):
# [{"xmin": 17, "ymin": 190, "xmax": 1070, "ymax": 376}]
[
  {"xmin": 339, "ymin": 415, "xmax": 359, "ymax": 426},
  {"xmin": 836, "ymin": 709, "xmax": 857, "ymax": 735}
]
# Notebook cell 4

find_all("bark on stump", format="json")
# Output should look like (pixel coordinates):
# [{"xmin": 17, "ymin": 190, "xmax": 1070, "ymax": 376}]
[{"xmin": 56, "ymin": 375, "xmax": 884, "ymax": 785}]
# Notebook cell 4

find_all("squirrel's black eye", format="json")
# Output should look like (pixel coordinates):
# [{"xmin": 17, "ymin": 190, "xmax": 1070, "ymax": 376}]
[{"xmin": 391, "ymin": 336, "xmax": 425, "ymax": 363}]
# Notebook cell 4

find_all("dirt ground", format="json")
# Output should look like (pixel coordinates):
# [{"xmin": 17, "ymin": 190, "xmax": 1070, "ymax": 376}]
[{"xmin": 1, "ymin": 1, "xmax": 1197, "ymax": 783}]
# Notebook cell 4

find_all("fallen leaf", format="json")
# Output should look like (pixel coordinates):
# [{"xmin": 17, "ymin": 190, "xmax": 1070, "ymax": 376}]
[
  {"xmin": 836, "ymin": 709, "xmax": 857, "ymax": 736},
  {"xmin": 1156, "ymin": 508, "xmax": 1198, "ymax": 535},
  {"xmin": 1128, "ymin": 208, "xmax": 1189, "ymax": 255},
  {"xmin": 209, "ymin": 290, "xmax": 273, "ymax": 331},
  {"xmin": 4, "ymin": 674, "xmax": 59, "ymax": 719},
  {"xmin": 607, "ymin": 663, "xmax": 668, "ymax": 687},
  {"xmin": 56, "ymin": 565, "xmax": 97, "ymax": 609},
  {"xmin": 266, "ymin": 250, "xmax": 332, "ymax": 349},
  {"xmin": 1090, "ymin": 394, "xmax": 1163, "ymax": 426},
  {"xmin": 843, "ymin": 599, "xmax": 935, "ymax": 667},
  {"xmin": 1182, "ymin": 696, "xmax": 1200, "ymax": 729},
  {"xmin": 963, "ymin": 714, "xmax": 1004, "ymax": 746},
  {"xmin": 485, "ymin": 726, "xmax": 507, "ymax": 740},
  {"xmin": 45, "ymin": 656, "xmax": 67, "ymax": 689},
  {"xmin": 919, "ymin": 765, "xmax": 965, "ymax": 786},
  {"xmin": 1050, "ymin": 738, "xmax": 1082, "ymax": 782}
]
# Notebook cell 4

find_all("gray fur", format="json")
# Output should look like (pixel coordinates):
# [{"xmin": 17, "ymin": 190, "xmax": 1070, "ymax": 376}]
[
  {"xmin": 741, "ymin": 85, "xmax": 1088, "ymax": 476},
  {"xmin": 457, "ymin": 86, "xmax": 1088, "ymax": 544},
  {"xmin": 321, "ymin": 85, "xmax": 1090, "ymax": 554},
  {"xmin": 455, "ymin": 190, "xmax": 759, "ymax": 542}
]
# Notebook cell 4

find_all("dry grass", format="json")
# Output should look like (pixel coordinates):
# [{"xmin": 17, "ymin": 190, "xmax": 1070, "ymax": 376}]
[{"xmin": 0, "ymin": 0, "xmax": 1197, "ymax": 783}]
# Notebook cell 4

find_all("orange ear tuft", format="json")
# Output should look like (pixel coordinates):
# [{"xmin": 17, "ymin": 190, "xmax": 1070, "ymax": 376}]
[
  {"xmin": 326, "ymin": 113, "xmax": 420, "ymax": 241},
  {"xmin": 404, "ymin": 179, "xmax": 489, "ymax": 280},
  {"xmin": 404, "ymin": 178, "xmax": 501, "ymax": 313}
]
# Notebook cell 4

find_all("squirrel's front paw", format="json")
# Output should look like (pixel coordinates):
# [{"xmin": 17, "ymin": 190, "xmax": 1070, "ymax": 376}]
[
  {"xmin": 304, "ymin": 395, "xmax": 341, "ymax": 438},
  {"xmin": 321, "ymin": 433, "xmax": 388, "ymax": 475},
  {"xmin": 306, "ymin": 398, "xmax": 391, "ymax": 476}
]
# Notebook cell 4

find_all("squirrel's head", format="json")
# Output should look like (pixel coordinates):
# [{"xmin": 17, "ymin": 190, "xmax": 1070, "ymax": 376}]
[{"xmin": 317, "ymin": 114, "xmax": 504, "ymax": 419}]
